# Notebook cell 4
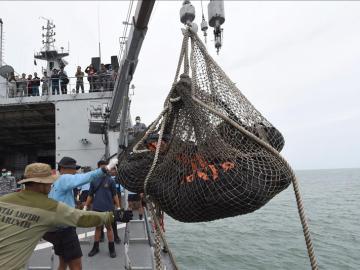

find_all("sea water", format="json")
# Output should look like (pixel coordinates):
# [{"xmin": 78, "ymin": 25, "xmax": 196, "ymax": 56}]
[{"xmin": 165, "ymin": 168, "xmax": 360, "ymax": 270}]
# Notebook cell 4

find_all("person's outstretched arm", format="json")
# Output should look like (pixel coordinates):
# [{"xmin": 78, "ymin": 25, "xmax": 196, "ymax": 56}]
[
  {"xmin": 56, "ymin": 158, "xmax": 119, "ymax": 191},
  {"xmin": 54, "ymin": 201, "xmax": 132, "ymax": 228},
  {"xmin": 54, "ymin": 202, "xmax": 113, "ymax": 228},
  {"xmin": 56, "ymin": 169, "xmax": 105, "ymax": 192}
]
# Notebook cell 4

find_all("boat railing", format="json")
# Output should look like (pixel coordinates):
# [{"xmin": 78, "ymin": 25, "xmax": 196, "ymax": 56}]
[{"xmin": 0, "ymin": 75, "xmax": 116, "ymax": 99}]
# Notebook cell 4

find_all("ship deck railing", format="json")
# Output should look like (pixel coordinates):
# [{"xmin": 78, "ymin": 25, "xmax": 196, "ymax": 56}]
[{"xmin": 0, "ymin": 75, "xmax": 116, "ymax": 100}]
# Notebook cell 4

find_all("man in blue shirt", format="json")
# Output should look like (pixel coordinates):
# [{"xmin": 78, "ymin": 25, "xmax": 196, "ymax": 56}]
[
  {"xmin": 84, "ymin": 160, "xmax": 121, "ymax": 258},
  {"xmin": 43, "ymin": 156, "xmax": 118, "ymax": 270}
]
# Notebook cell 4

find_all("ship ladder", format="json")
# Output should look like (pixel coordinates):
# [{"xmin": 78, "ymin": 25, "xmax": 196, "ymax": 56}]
[{"xmin": 124, "ymin": 209, "xmax": 155, "ymax": 270}]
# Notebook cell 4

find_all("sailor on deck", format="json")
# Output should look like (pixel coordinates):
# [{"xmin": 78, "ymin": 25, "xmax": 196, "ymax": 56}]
[{"xmin": 85, "ymin": 160, "xmax": 121, "ymax": 258}]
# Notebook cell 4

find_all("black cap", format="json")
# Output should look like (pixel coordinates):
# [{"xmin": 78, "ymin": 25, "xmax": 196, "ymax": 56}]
[
  {"xmin": 97, "ymin": 160, "xmax": 108, "ymax": 168},
  {"xmin": 58, "ymin": 157, "xmax": 81, "ymax": 170},
  {"xmin": 135, "ymin": 116, "xmax": 140, "ymax": 120}
]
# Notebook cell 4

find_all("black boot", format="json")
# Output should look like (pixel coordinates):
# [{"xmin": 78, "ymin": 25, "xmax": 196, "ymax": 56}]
[
  {"xmin": 139, "ymin": 214, "xmax": 143, "ymax": 220},
  {"xmin": 109, "ymin": 242, "xmax": 116, "ymax": 258},
  {"xmin": 88, "ymin": 241, "xmax": 99, "ymax": 257}
]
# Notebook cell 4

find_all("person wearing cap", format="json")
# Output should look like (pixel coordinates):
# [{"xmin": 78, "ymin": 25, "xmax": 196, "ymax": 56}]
[
  {"xmin": 133, "ymin": 116, "xmax": 147, "ymax": 136},
  {"xmin": 43, "ymin": 156, "xmax": 118, "ymax": 270},
  {"xmin": 0, "ymin": 163, "xmax": 131, "ymax": 270}
]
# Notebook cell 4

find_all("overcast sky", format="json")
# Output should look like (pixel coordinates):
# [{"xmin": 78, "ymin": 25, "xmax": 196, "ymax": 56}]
[{"xmin": 1, "ymin": 1, "xmax": 359, "ymax": 170}]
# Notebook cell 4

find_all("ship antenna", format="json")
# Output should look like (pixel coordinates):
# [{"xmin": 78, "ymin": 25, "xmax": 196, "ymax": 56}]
[
  {"xmin": 0, "ymin": 18, "xmax": 3, "ymax": 67},
  {"xmin": 39, "ymin": 16, "xmax": 56, "ymax": 52},
  {"xmin": 97, "ymin": 4, "xmax": 101, "ymax": 61}
]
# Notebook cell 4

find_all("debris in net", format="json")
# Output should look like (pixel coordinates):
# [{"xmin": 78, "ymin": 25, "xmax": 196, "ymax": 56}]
[{"xmin": 118, "ymin": 30, "xmax": 292, "ymax": 222}]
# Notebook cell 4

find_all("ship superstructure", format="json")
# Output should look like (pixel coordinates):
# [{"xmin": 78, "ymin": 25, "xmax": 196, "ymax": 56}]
[{"xmin": 0, "ymin": 18, "xmax": 116, "ymax": 179}]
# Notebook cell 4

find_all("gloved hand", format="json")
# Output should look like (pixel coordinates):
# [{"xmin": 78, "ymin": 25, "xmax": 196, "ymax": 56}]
[
  {"xmin": 113, "ymin": 209, "xmax": 133, "ymax": 223},
  {"xmin": 83, "ymin": 205, "xmax": 88, "ymax": 211},
  {"xmin": 106, "ymin": 158, "xmax": 118, "ymax": 171}
]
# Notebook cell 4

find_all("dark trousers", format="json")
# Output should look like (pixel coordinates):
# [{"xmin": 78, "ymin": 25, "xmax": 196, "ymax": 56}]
[
  {"xmin": 76, "ymin": 81, "xmax": 84, "ymax": 93},
  {"xmin": 88, "ymin": 77, "xmax": 97, "ymax": 92},
  {"xmin": 32, "ymin": 86, "xmax": 39, "ymax": 96},
  {"xmin": 61, "ymin": 84, "xmax": 67, "ymax": 94},
  {"xmin": 52, "ymin": 85, "xmax": 60, "ymax": 95}
]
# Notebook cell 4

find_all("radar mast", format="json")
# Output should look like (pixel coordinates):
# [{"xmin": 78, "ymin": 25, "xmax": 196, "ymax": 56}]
[{"xmin": 34, "ymin": 18, "xmax": 69, "ymax": 74}]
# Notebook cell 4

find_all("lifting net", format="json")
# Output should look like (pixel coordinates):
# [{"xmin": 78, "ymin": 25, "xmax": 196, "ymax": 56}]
[{"xmin": 118, "ymin": 30, "xmax": 294, "ymax": 222}]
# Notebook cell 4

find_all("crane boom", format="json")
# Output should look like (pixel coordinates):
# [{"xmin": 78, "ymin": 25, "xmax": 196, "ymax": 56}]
[{"xmin": 108, "ymin": 0, "xmax": 155, "ymax": 127}]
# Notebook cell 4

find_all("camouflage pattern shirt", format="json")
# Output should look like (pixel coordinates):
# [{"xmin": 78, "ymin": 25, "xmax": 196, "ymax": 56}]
[{"xmin": 0, "ymin": 190, "xmax": 113, "ymax": 270}]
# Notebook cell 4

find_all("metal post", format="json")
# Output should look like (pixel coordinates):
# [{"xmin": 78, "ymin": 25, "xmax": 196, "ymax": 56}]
[{"xmin": 0, "ymin": 18, "xmax": 3, "ymax": 67}]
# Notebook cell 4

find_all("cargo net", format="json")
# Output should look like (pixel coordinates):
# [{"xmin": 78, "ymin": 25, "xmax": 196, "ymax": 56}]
[{"xmin": 118, "ymin": 30, "xmax": 294, "ymax": 222}]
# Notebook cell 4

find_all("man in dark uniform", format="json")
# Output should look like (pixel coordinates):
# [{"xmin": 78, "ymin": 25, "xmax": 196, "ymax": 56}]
[{"xmin": 84, "ymin": 160, "xmax": 121, "ymax": 258}]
